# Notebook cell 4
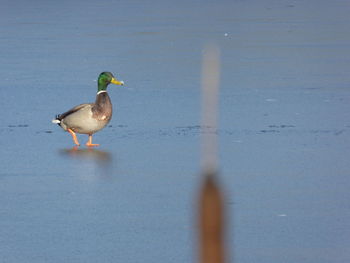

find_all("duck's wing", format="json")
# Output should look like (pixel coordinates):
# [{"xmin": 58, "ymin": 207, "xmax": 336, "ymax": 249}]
[{"xmin": 56, "ymin": 103, "xmax": 93, "ymax": 121}]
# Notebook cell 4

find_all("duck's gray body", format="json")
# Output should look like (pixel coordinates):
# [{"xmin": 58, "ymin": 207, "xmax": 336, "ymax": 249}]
[{"xmin": 54, "ymin": 92, "xmax": 112, "ymax": 135}]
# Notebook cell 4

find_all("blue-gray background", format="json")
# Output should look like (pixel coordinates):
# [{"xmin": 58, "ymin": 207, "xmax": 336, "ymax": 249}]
[{"xmin": 1, "ymin": 1, "xmax": 350, "ymax": 262}]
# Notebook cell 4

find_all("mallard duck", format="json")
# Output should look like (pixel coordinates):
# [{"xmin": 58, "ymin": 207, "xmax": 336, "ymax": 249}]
[{"xmin": 52, "ymin": 72, "xmax": 124, "ymax": 147}]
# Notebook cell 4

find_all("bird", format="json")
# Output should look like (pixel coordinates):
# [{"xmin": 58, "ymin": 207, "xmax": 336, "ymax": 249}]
[{"xmin": 52, "ymin": 72, "xmax": 124, "ymax": 147}]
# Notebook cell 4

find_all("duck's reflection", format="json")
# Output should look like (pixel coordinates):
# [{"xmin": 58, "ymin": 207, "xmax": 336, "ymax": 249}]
[
  {"xmin": 60, "ymin": 147, "xmax": 111, "ymax": 162},
  {"xmin": 59, "ymin": 147, "xmax": 113, "ymax": 179}
]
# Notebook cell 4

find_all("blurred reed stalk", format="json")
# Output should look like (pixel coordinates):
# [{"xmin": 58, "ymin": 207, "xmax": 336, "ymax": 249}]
[{"xmin": 198, "ymin": 45, "xmax": 227, "ymax": 263}]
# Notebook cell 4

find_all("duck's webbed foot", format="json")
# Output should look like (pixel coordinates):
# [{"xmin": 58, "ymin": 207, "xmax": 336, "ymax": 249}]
[
  {"xmin": 86, "ymin": 134, "xmax": 99, "ymax": 147},
  {"xmin": 68, "ymin": 128, "xmax": 80, "ymax": 146}
]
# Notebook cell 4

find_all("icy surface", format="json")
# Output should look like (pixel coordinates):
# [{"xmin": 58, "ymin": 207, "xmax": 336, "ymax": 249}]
[{"xmin": 1, "ymin": 1, "xmax": 350, "ymax": 262}]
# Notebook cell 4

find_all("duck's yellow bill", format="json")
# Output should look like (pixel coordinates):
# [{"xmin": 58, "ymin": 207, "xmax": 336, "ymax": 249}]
[{"xmin": 111, "ymin": 78, "xmax": 124, "ymax": 85}]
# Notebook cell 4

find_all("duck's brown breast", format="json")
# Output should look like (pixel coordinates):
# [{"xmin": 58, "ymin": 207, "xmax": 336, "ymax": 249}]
[{"xmin": 92, "ymin": 92, "xmax": 113, "ymax": 121}]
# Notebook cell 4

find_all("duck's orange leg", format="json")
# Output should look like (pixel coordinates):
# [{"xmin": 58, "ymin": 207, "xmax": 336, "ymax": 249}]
[
  {"xmin": 86, "ymin": 134, "xmax": 99, "ymax": 147},
  {"xmin": 67, "ymin": 128, "xmax": 80, "ymax": 146}
]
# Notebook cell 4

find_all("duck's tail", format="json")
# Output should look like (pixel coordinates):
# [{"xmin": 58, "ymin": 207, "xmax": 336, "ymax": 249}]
[{"xmin": 52, "ymin": 115, "xmax": 61, "ymax": 126}]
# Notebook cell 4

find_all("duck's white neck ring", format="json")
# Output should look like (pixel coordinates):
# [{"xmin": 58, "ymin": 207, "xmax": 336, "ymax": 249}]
[{"xmin": 97, "ymin": 90, "xmax": 107, "ymax": 95}]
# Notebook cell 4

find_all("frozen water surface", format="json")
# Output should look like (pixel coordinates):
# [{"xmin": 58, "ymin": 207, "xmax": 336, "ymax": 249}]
[{"xmin": 1, "ymin": 0, "xmax": 350, "ymax": 262}]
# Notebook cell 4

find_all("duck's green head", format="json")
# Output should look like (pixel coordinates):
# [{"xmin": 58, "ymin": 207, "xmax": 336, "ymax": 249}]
[{"xmin": 98, "ymin": 72, "xmax": 124, "ymax": 92}]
